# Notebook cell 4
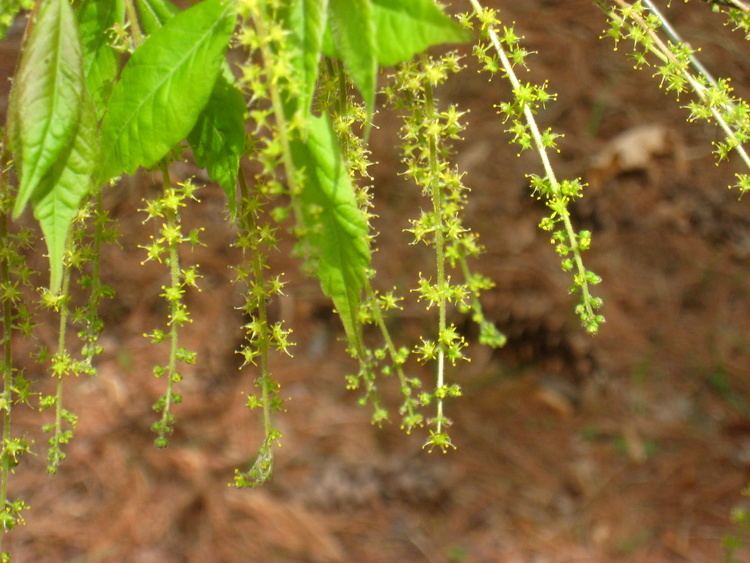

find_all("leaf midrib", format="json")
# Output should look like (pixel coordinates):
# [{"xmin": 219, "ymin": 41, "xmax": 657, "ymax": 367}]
[{"xmin": 25, "ymin": 0, "xmax": 69, "ymax": 190}]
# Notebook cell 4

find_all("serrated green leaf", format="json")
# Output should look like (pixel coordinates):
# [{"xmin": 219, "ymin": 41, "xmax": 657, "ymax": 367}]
[
  {"xmin": 134, "ymin": 0, "xmax": 244, "ymax": 214},
  {"xmin": 291, "ymin": 115, "xmax": 370, "ymax": 345},
  {"xmin": 283, "ymin": 0, "xmax": 328, "ymax": 116},
  {"xmin": 135, "ymin": 0, "xmax": 177, "ymax": 34},
  {"xmin": 323, "ymin": 0, "xmax": 468, "ymax": 68},
  {"xmin": 99, "ymin": 0, "xmax": 235, "ymax": 182},
  {"xmin": 188, "ymin": 76, "xmax": 245, "ymax": 214},
  {"xmin": 10, "ymin": 0, "xmax": 84, "ymax": 218},
  {"xmin": 327, "ymin": 0, "xmax": 377, "ymax": 111},
  {"xmin": 371, "ymin": 0, "xmax": 469, "ymax": 66},
  {"xmin": 33, "ymin": 96, "xmax": 98, "ymax": 293},
  {"xmin": 77, "ymin": 0, "xmax": 125, "ymax": 115}
]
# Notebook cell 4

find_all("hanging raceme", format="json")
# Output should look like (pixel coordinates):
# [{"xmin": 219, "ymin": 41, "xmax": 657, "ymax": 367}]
[
  {"xmin": 321, "ymin": 62, "xmax": 423, "ymax": 431},
  {"xmin": 37, "ymin": 211, "xmax": 99, "ymax": 474},
  {"xmin": 466, "ymin": 1, "xmax": 605, "ymax": 335},
  {"xmin": 231, "ymin": 170, "xmax": 290, "ymax": 488},
  {"xmin": 232, "ymin": 1, "xmax": 305, "ymax": 485},
  {"xmin": 140, "ymin": 172, "xmax": 202, "ymax": 448},
  {"xmin": 239, "ymin": 0, "xmax": 378, "ymax": 430},
  {"xmin": 0, "ymin": 149, "xmax": 33, "ymax": 555},
  {"xmin": 387, "ymin": 54, "xmax": 489, "ymax": 451},
  {"xmin": 71, "ymin": 193, "xmax": 116, "ymax": 375},
  {"xmin": 231, "ymin": 11, "xmax": 297, "ymax": 486},
  {"xmin": 601, "ymin": 0, "xmax": 750, "ymax": 195},
  {"xmin": 699, "ymin": 0, "xmax": 750, "ymax": 38}
]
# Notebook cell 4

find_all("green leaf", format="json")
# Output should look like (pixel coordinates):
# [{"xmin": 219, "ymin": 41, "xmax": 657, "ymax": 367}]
[
  {"xmin": 283, "ymin": 0, "xmax": 329, "ymax": 116},
  {"xmin": 134, "ymin": 0, "xmax": 244, "ymax": 214},
  {"xmin": 33, "ymin": 96, "xmax": 98, "ymax": 293},
  {"xmin": 188, "ymin": 75, "xmax": 246, "ymax": 215},
  {"xmin": 99, "ymin": 0, "xmax": 235, "ymax": 182},
  {"xmin": 327, "ymin": 0, "xmax": 377, "ymax": 111},
  {"xmin": 323, "ymin": 0, "xmax": 468, "ymax": 68},
  {"xmin": 10, "ymin": 0, "xmax": 84, "ymax": 218},
  {"xmin": 371, "ymin": 0, "xmax": 470, "ymax": 66},
  {"xmin": 291, "ymin": 115, "xmax": 370, "ymax": 345},
  {"xmin": 135, "ymin": 0, "xmax": 177, "ymax": 34},
  {"xmin": 77, "ymin": 0, "xmax": 125, "ymax": 114}
]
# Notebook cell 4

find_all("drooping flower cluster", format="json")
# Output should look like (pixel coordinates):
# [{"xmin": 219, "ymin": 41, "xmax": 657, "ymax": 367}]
[
  {"xmin": 701, "ymin": 0, "xmax": 750, "ymax": 40},
  {"xmin": 141, "ymin": 175, "xmax": 203, "ymax": 448},
  {"xmin": 0, "ymin": 155, "xmax": 32, "ymax": 547},
  {"xmin": 387, "ymin": 53, "xmax": 504, "ymax": 451},
  {"xmin": 604, "ymin": 0, "xmax": 750, "ymax": 196},
  {"xmin": 231, "ymin": 174, "xmax": 291, "ymax": 488},
  {"xmin": 38, "ymin": 204, "xmax": 112, "ymax": 474},
  {"xmin": 232, "ymin": 2, "xmax": 299, "ymax": 486},
  {"xmin": 317, "ymin": 62, "xmax": 425, "ymax": 431},
  {"xmin": 466, "ymin": 3, "xmax": 605, "ymax": 334},
  {"xmin": 71, "ymin": 194, "xmax": 116, "ymax": 376}
]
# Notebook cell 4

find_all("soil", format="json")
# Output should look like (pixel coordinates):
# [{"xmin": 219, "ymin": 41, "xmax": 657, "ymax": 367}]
[{"xmin": 2, "ymin": 1, "xmax": 750, "ymax": 561}]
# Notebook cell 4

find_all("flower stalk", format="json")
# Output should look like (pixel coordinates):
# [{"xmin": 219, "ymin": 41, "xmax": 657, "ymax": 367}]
[{"xmin": 468, "ymin": 1, "xmax": 605, "ymax": 333}]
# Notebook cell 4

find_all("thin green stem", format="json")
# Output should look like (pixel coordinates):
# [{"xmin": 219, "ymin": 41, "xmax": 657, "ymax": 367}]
[
  {"xmin": 458, "ymin": 256, "xmax": 487, "ymax": 327},
  {"xmin": 642, "ymin": 0, "xmax": 717, "ymax": 82},
  {"xmin": 335, "ymin": 60, "xmax": 350, "ymax": 155},
  {"xmin": 49, "ymin": 258, "xmax": 71, "ymax": 474},
  {"xmin": 84, "ymin": 188, "xmax": 104, "ymax": 370},
  {"xmin": 160, "ymin": 244, "xmax": 178, "ymax": 437},
  {"xmin": 364, "ymin": 284, "xmax": 418, "ymax": 424},
  {"xmin": 254, "ymin": 250, "xmax": 272, "ymax": 438},
  {"xmin": 157, "ymin": 163, "xmax": 179, "ymax": 447},
  {"xmin": 124, "ymin": 0, "xmax": 143, "ymax": 47}
]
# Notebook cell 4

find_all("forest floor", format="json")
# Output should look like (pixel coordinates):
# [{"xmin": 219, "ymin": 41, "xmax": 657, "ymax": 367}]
[{"xmin": 3, "ymin": 0, "xmax": 750, "ymax": 561}]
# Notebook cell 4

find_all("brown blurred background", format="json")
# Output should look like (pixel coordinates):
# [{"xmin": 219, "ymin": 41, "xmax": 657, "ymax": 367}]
[{"xmin": 3, "ymin": 0, "xmax": 750, "ymax": 561}]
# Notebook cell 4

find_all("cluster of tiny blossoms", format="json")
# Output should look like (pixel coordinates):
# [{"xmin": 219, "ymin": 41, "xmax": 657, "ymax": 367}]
[
  {"xmin": 699, "ymin": 0, "xmax": 750, "ymax": 39},
  {"xmin": 0, "ymin": 160, "xmax": 32, "ymax": 547},
  {"xmin": 466, "ymin": 3, "xmax": 605, "ymax": 334},
  {"xmin": 232, "ymin": 183, "xmax": 291, "ymax": 487},
  {"xmin": 321, "ymin": 70, "xmax": 389, "ymax": 427},
  {"xmin": 141, "ymin": 176, "xmax": 202, "ymax": 448},
  {"xmin": 319, "ymin": 63, "xmax": 424, "ymax": 431},
  {"xmin": 386, "ymin": 54, "xmax": 503, "ymax": 451},
  {"xmin": 38, "ymin": 206, "xmax": 111, "ymax": 474},
  {"xmin": 605, "ymin": 0, "xmax": 750, "ymax": 195},
  {"xmin": 323, "ymin": 62, "xmax": 374, "ymax": 186},
  {"xmin": 233, "ymin": 3, "xmax": 297, "ymax": 487},
  {"xmin": 231, "ymin": 132, "xmax": 293, "ymax": 488},
  {"xmin": 70, "ymin": 196, "xmax": 116, "ymax": 375},
  {"xmin": 328, "ymin": 74, "xmax": 394, "ymax": 428},
  {"xmin": 357, "ymin": 290, "xmax": 423, "ymax": 430}
]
